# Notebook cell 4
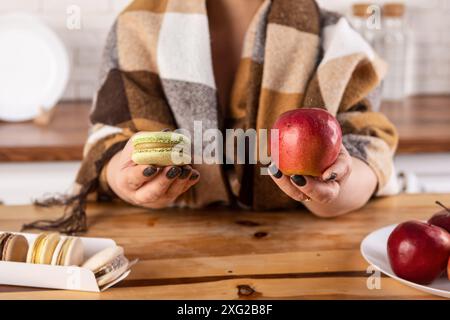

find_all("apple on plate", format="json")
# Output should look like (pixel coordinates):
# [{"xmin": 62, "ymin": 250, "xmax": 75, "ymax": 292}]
[
  {"xmin": 270, "ymin": 108, "xmax": 342, "ymax": 177},
  {"xmin": 428, "ymin": 201, "xmax": 450, "ymax": 233},
  {"xmin": 387, "ymin": 220, "xmax": 450, "ymax": 285}
]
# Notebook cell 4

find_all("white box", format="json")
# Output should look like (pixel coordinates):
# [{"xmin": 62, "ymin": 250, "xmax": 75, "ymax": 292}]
[{"xmin": 0, "ymin": 232, "xmax": 132, "ymax": 292}]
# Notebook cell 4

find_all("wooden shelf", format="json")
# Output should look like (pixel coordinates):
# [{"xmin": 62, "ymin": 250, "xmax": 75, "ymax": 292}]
[
  {"xmin": 0, "ymin": 96, "xmax": 449, "ymax": 162},
  {"xmin": 381, "ymin": 95, "xmax": 450, "ymax": 154},
  {"xmin": 0, "ymin": 101, "xmax": 90, "ymax": 162}
]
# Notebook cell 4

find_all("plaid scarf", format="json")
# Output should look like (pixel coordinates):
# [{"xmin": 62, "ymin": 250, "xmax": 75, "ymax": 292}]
[{"xmin": 23, "ymin": 0, "xmax": 398, "ymax": 233}]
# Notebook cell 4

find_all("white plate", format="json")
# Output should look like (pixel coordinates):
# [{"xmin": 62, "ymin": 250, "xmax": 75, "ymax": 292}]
[
  {"xmin": 361, "ymin": 224, "xmax": 450, "ymax": 298},
  {"xmin": 0, "ymin": 13, "xmax": 70, "ymax": 122}
]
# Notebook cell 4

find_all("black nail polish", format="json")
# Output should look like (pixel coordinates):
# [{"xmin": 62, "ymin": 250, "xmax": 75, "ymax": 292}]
[
  {"xmin": 189, "ymin": 173, "xmax": 199, "ymax": 181},
  {"xmin": 166, "ymin": 166, "xmax": 181, "ymax": 179},
  {"xmin": 143, "ymin": 166, "xmax": 157, "ymax": 177},
  {"xmin": 327, "ymin": 172, "xmax": 337, "ymax": 181},
  {"xmin": 179, "ymin": 167, "xmax": 192, "ymax": 179},
  {"xmin": 291, "ymin": 175, "xmax": 307, "ymax": 187},
  {"xmin": 268, "ymin": 163, "xmax": 282, "ymax": 179}
]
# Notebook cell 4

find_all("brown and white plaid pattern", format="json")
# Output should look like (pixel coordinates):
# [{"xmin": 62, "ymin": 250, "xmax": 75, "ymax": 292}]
[{"xmin": 24, "ymin": 0, "xmax": 398, "ymax": 233}]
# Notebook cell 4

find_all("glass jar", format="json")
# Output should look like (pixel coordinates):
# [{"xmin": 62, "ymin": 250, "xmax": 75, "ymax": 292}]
[{"xmin": 379, "ymin": 3, "xmax": 408, "ymax": 101}]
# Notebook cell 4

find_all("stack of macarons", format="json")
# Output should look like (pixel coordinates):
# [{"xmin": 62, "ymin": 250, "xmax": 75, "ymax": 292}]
[
  {"xmin": 26, "ymin": 233, "xmax": 84, "ymax": 266},
  {"xmin": 1, "ymin": 231, "xmax": 133, "ymax": 289},
  {"xmin": 131, "ymin": 132, "xmax": 191, "ymax": 166},
  {"xmin": 1, "ymin": 232, "xmax": 83, "ymax": 265}
]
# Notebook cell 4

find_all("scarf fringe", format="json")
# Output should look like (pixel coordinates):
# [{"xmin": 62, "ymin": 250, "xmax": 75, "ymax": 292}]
[{"xmin": 21, "ymin": 184, "xmax": 93, "ymax": 235}]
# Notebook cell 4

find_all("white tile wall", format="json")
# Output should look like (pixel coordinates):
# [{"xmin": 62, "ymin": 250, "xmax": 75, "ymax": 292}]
[
  {"xmin": 318, "ymin": 0, "xmax": 450, "ymax": 95},
  {"xmin": 0, "ymin": 0, "xmax": 131, "ymax": 100},
  {"xmin": 0, "ymin": 0, "xmax": 448, "ymax": 100}
]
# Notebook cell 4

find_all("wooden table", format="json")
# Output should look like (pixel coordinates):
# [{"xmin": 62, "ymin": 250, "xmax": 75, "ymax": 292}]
[{"xmin": 0, "ymin": 193, "xmax": 448, "ymax": 299}]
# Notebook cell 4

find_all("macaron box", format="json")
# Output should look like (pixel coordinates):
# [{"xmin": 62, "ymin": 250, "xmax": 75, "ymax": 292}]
[{"xmin": 0, "ymin": 231, "xmax": 136, "ymax": 292}]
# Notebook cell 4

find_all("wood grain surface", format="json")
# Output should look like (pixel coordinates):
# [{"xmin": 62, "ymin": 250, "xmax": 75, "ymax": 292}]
[{"xmin": 0, "ymin": 193, "xmax": 448, "ymax": 299}]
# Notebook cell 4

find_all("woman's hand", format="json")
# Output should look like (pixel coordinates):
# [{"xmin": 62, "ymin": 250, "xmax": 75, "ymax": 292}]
[
  {"xmin": 268, "ymin": 145, "xmax": 377, "ymax": 217},
  {"xmin": 269, "ymin": 146, "xmax": 352, "ymax": 203},
  {"xmin": 106, "ymin": 134, "xmax": 200, "ymax": 209}
]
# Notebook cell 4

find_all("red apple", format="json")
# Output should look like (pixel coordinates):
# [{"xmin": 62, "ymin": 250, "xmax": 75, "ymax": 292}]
[
  {"xmin": 428, "ymin": 202, "xmax": 450, "ymax": 233},
  {"xmin": 387, "ymin": 220, "xmax": 450, "ymax": 285},
  {"xmin": 271, "ymin": 108, "xmax": 342, "ymax": 176}
]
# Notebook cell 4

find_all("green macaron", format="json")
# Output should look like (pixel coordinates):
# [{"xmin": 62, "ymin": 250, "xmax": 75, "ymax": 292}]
[{"xmin": 131, "ymin": 132, "xmax": 191, "ymax": 166}]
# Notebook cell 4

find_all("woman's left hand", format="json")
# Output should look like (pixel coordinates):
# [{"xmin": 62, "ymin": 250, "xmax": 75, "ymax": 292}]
[{"xmin": 268, "ymin": 145, "xmax": 353, "ymax": 204}]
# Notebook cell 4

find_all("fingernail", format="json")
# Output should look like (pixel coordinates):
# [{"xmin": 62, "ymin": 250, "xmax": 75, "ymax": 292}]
[
  {"xmin": 291, "ymin": 175, "xmax": 307, "ymax": 187},
  {"xmin": 143, "ymin": 166, "xmax": 157, "ymax": 177},
  {"xmin": 189, "ymin": 173, "xmax": 199, "ymax": 181},
  {"xmin": 179, "ymin": 167, "xmax": 192, "ymax": 179},
  {"xmin": 326, "ymin": 172, "xmax": 337, "ymax": 181},
  {"xmin": 268, "ymin": 163, "xmax": 282, "ymax": 179},
  {"xmin": 166, "ymin": 166, "xmax": 181, "ymax": 179}
]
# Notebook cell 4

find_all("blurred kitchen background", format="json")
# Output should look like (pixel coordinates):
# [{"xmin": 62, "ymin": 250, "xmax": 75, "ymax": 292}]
[{"xmin": 0, "ymin": 0, "xmax": 449, "ymax": 204}]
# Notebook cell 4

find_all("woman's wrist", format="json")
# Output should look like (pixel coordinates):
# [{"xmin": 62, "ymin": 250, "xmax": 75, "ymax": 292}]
[
  {"xmin": 105, "ymin": 150, "xmax": 125, "ymax": 200},
  {"xmin": 302, "ymin": 157, "xmax": 377, "ymax": 217}
]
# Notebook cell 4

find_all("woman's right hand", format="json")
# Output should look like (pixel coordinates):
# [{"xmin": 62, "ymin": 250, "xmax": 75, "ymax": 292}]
[{"xmin": 106, "ymin": 134, "xmax": 200, "ymax": 209}]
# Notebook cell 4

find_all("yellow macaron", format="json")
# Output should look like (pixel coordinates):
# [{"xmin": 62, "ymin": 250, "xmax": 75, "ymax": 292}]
[
  {"xmin": 26, "ymin": 233, "xmax": 61, "ymax": 265},
  {"xmin": 27, "ymin": 233, "xmax": 85, "ymax": 266}
]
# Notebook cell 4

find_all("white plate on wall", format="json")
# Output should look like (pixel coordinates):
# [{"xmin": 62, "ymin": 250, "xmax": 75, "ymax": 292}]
[
  {"xmin": 0, "ymin": 13, "xmax": 70, "ymax": 122},
  {"xmin": 361, "ymin": 224, "xmax": 450, "ymax": 299}
]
